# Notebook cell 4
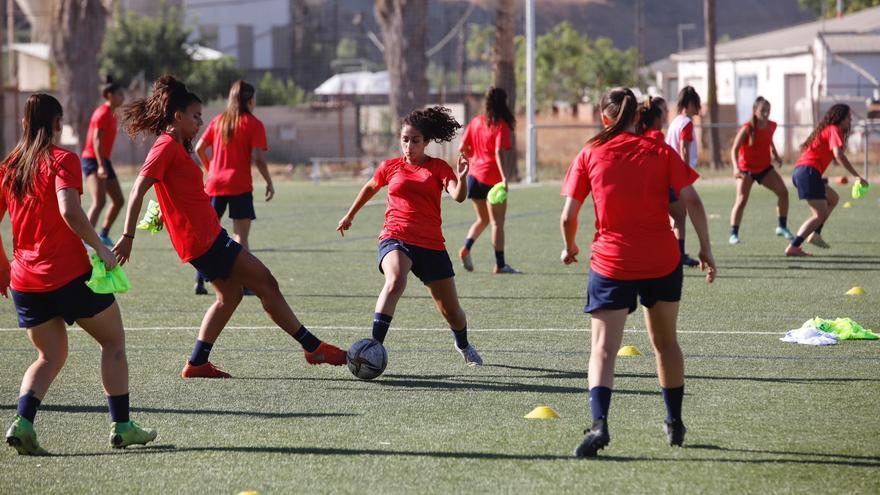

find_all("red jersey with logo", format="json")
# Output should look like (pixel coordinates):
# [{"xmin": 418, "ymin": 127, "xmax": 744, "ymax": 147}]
[
  {"xmin": 373, "ymin": 156, "xmax": 457, "ymax": 251},
  {"xmin": 0, "ymin": 146, "xmax": 91, "ymax": 291},
  {"xmin": 140, "ymin": 134, "xmax": 222, "ymax": 262},
  {"xmin": 562, "ymin": 132, "xmax": 699, "ymax": 280},
  {"xmin": 796, "ymin": 124, "xmax": 844, "ymax": 175},
  {"xmin": 200, "ymin": 113, "xmax": 268, "ymax": 196},
  {"xmin": 460, "ymin": 115, "xmax": 511, "ymax": 185},
  {"xmin": 738, "ymin": 120, "xmax": 776, "ymax": 172},
  {"xmin": 81, "ymin": 104, "xmax": 118, "ymax": 160}
]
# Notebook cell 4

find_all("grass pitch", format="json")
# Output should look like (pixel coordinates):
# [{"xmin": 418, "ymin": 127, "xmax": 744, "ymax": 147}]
[{"xmin": 1, "ymin": 178, "xmax": 878, "ymax": 494}]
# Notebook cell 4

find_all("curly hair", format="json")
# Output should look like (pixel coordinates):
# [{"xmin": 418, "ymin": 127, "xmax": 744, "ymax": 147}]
[
  {"xmin": 801, "ymin": 103, "xmax": 850, "ymax": 150},
  {"xmin": 401, "ymin": 106, "xmax": 461, "ymax": 143},
  {"xmin": 122, "ymin": 75, "xmax": 202, "ymax": 150}
]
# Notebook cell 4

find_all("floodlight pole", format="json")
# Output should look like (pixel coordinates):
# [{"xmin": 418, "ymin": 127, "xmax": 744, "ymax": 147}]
[{"xmin": 525, "ymin": 0, "xmax": 537, "ymax": 183}]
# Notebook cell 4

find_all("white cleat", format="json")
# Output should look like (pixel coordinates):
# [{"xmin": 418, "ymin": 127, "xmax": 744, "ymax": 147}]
[{"xmin": 456, "ymin": 344, "xmax": 483, "ymax": 366}]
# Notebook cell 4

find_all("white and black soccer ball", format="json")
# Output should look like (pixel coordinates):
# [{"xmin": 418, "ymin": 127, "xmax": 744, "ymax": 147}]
[{"xmin": 346, "ymin": 338, "xmax": 387, "ymax": 380}]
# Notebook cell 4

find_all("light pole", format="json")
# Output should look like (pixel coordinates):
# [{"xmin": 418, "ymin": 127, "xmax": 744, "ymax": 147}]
[
  {"xmin": 525, "ymin": 0, "xmax": 537, "ymax": 183},
  {"xmin": 677, "ymin": 23, "xmax": 696, "ymax": 53}
]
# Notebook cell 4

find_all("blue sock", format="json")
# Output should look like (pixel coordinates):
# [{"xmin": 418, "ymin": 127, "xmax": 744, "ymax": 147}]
[
  {"xmin": 678, "ymin": 239, "xmax": 685, "ymax": 255},
  {"xmin": 662, "ymin": 386, "xmax": 684, "ymax": 422},
  {"xmin": 464, "ymin": 238, "xmax": 475, "ymax": 251},
  {"xmin": 494, "ymin": 250, "xmax": 506, "ymax": 269},
  {"xmin": 371, "ymin": 313, "xmax": 393, "ymax": 343},
  {"xmin": 16, "ymin": 391, "xmax": 40, "ymax": 423},
  {"xmin": 189, "ymin": 340, "xmax": 213, "ymax": 366},
  {"xmin": 589, "ymin": 386, "xmax": 612, "ymax": 421},
  {"xmin": 815, "ymin": 223, "xmax": 823, "ymax": 235},
  {"xmin": 451, "ymin": 326, "xmax": 469, "ymax": 350},
  {"xmin": 792, "ymin": 235, "xmax": 805, "ymax": 247},
  {"xmin": 778, "ymin": 216, "xmax": 787, "ymax": 229},
  {"xmin": 100, "ymin": 227, "xmax": 110, "ymax": 238},
  {"xmin": 730, "ymin": 225, "xmax": 739, "ymax": 236},
  {"xmin": 195, "ymin": 271, "xmax": 205, "ymax": 286},
  {"xmin": 293, "ymin": 325, "xmax": 321, "ymax": 353},
  {"xmin": 107, "ymin": 393, "xmax": 130, "ymax": 423}
]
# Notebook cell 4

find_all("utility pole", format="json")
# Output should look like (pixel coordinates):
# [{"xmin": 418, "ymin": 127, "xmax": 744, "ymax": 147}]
[
  {"xmin": 7, "ymin": 0, "xmax": 15, "ymax": 142},
  {"xmin": 635, "ymin": 0, "xmax": 644, "ymax": 82},
  {"xmin": 704, "ymin": 0, "xmax": 722, "ymax": 168}
]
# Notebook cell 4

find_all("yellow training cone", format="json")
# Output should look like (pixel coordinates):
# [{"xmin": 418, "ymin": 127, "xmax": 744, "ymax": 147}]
[
  {"xmin": 846, "ymin": 286, "xmax": 866, "ymax": 295},
  {"xmin": 618, "ymin": 345, "xmax": 642, "ymax": 357},
  {"xmin": 238, "ymin": 492, "xmax": 259, "ymax": 495},
  {"xmin": 843, "ymin": 201, "xmax": 853, "ymax": 208},
  {"xmin": 524, "ymin": 406, "xmax": 560, "ymax": 419}
]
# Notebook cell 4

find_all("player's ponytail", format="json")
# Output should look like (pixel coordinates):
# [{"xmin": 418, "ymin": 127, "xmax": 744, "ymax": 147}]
[
  {"xmin": 102, "ymin": 75, "xmax": 122, "ymax": 99},
  {"xmin": 748, "ymin": 96, "xmax": 768, "ymax": 146},
  {"xmin": 219, "ymin": 80, "xmax": 255, "ymax": 144},
  {"xmin": 801, "ymin": 103, "xmax": 850, "ymax": 150},
  {"xmin": 1, "ymin": 93, "xmax": 63, "ymax": 200},
  {"xmin": 676, "ymin": 85, "xmax": 701, "ymax": 113},
  {"xmin": 402, "ymin": 106, "xmax": 461, "ymax": 143},
  {"xmin": 588, "ymin": 87, "xmax": 638, "ymax": 146},
  {"xmin": 638, "ymin": 96, "xmax": 666, "ymax": 134},
  {"xmin": 122, "ymin": 75, "xmax": 202, "ymax": 151}
]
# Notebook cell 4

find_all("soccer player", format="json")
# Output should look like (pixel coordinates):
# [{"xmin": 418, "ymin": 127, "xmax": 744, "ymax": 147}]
[
  {"xmin": 665, "ymin": 86, "xmax": 702, "ymax": 267},
  {"xmin": 194, "ymin": 80, "xmax": 273, "ymax": 295},
  {"xmin": 113, "ymin": 76, "xmax": 346, "ymax": 379},
  {"xmin": 337, "ymin": 106, "xmax": 483, "ymax": 366},
  {"xmin": 561, "ymin": 88, "xmax": 716, "ymax": 458},
  {"xmin": 2, "ymin": 94, "xmax": 156, "ymax": 455},
  {"xmin": 728, "ymin": 97, "xmax": 793, "ymax": 244},
  {"xmin": 786, "ymin": 103, "xmax": 868, "ymax": 256},
  {"xmin": 82, "ymin": 76, "xmax": 125, "ymax": 246},
  {"xmin": 458, "ymin": 87, "xmax": 519, "ymax": 274}
]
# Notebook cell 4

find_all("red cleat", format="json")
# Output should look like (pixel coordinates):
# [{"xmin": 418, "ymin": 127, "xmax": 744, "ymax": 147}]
[
  {"xmin": 181, "ymin": 361, "xmax": 232, "ymax": 379},
  {"xmin": 784, "ymin": 245, "xmax": 813, "ymax": 257},
  {"xmin": 304, "ymin": 342, "xmax": 346, "ymax": 366}
]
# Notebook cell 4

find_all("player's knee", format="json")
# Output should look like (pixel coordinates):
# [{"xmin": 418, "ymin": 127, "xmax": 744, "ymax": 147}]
[{"xmin": 384, "ymin": 276, "xmax": 407, "ymax": 296}]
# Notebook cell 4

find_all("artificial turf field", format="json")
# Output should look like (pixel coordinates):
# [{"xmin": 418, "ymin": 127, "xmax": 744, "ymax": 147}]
[{"xmin": 1, "ymin": 178, "xmax": 878, "ymax": 494}]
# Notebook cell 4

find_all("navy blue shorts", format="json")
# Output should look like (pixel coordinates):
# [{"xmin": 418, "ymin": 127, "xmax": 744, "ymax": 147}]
[
  {"xmin": 467, "ymin": 175, "xmax": 494, "ymax": 200},
  {"xmin": 211, "ymin": 192, "xmax": 256, "ymax": 220},
  {"xmin": 668, "ymin": 187, "xmax": 678, "ymax": 203},
  {"xmin": 378, "ymin": 238, "xmax": 455, "ymax": 284},
  {"xmin": 190, "ymin": 229, "xmax": 244, "ymax": 282},
  {"xmin": 792, "ymin": 165, "xmax": 827, "ymax": 200},
  {"xmin": 81, "ymin": 157, "xmax": 117, "ymax": 180},
  {"xmin": 584, "ymin": 265, "xmax": 683, "ymax": 314},
  {"xmin": 10, "ymin": 271, "xmax": 115, "ymax": 328}
]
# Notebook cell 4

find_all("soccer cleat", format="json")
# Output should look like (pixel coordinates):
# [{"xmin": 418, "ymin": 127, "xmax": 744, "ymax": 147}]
[
  {"xmin": 775, "ymin": 226, "xmax": 795, "ymax": 240},
  {"xmin": 456, "ymin": 344, "xmax": 483, "ymax": 366},
  {"xmin": 493, "ymin": 264, "xmax": 522, "ymax": 274},
  {"xmin": 194, "ymin": 283, "xmax": 208, "ymax": 295},
  {"xmin": 181, "ymin": 361, "xmax": 231, "ymax": 378},
  {"xmin": 109, "ymin": 421, "xmax": 157, "ymax": 449},
  {"xmin": 663, "ymin": 418, "xmax": 687, "ymax": 447},
  {"xmin": 99, "ymin": 234, "xmax": 114, "ymax": 247},
  {"xmin": 807, "ymin": 233, "xmax": 830, "ymax": 249},
  {"xmin": 681, "ymin": 254, "xmax": 700, "ymax": 267},
  {"xmin": 5, "ymin": 416, "xmax": 49, "ymax": 456},
  {"xmin": 304, "ymin": 342, "xmax": 346, "ymax": 366},
  {"xmin": 784, "ymin": 245, "xmax": 813, "ymax": 257},
  {"xmin": 459, "ymin": 247, "xmax": 474, "ymax": 272},
  {"xmin": 573, "ymin": 419, "xmax": 610, "ymax": 458},
  {"xmin": 728, "ymin": 234, "xmax": 740, "ymax": 245}
]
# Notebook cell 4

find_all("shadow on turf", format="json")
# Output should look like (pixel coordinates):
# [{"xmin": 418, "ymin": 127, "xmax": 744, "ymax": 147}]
[
  {"xmin": 617, "ymin": 372, "xmax": 880, "ymax": 384},
  {"xmin": 682, "ymin": 444, "xmax": 880, "ymax": 468},
  {"xmin": 0, "ymin": 404, "xmax": 356, "ymax": 419}
]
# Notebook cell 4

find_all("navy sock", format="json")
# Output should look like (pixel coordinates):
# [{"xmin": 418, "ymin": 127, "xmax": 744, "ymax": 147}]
[
  {"xmin": 189, "ymin": 340, "xmax": 213, "ymax": 366},
  {"xmin": 371, "ymin": 313, "xmax": 393, "ymax": 343},
  {"xmin": 792, "ymin": 235, "xmax": 805, "ymax": 248},
  {"xmin": 778, "ymin": 216, "xmax": 787, "ymax": 229},
  {"xmin": 107, "ymin": 393, "xmax": 130, "ymax": 423},
  {"xmin": 589, "ymin": 386, "xmax": 612, "ymax": 421},
  {"xmin": 730, "ymin": 225, "xmax": 739, "ymax": 236},
  {"xmin": 661, "ymin": 386, "xmax": 684, "ymax": 422},
  {"xmin": 100, "ymin": 227, "xmax": 110, "ymax": 238},
  {"xmin": 678, "ymin": 239, "xmax": 685, "ymax": 255},
  {"xmin": 16, "ymin": 391, "xmax": 40, "ymax": 423},
  {"xmin": 195, "ymin": 271, "xmax": 205, "ymax": 285},
  {"xmin": 451, "ymin": 326, "xmax": 469, "ymax": 350},
  {"xmin": 494, "ymin": 250, "xmax": 506, "ymax": 269},
  {"xmin": 294, "ymin": 325, "xmax": 321, "ymax": 353},
  {"xmin": 464, "ymin": 238, "xmax": 475, "ymax": 251},
  {"xmin": 815, "ymin": 223, "xmax": 824, "ymax": 235}
]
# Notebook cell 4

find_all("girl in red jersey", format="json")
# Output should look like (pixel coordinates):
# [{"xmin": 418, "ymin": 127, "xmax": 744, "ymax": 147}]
[
  {"xmin": 337, "ymin": 107, "xmax": 482, "ymax": 366},
  {"xmin": 113, "ymin": 76, "xmax": 345, "ymax": 378},
  {"xmin": 194, "ymin": 80, "xmax": 273, "ymax": 295},
  {"xmin": 561, "ymin": 88, "xmax": 716, "ymax": 458},
  {"xmin": 82, "ymin": 76, "xmax": 126, "ymax": 246},
  {"xmin": 1, "ymin": 94, "xmax": 156, "ymax": 455},
  {"xmin": 458, "ymin": 87, "xmax": 519, "ymax": 274},
  {"xmin": 639, "ymin": 95, "xmax": 669, "ymax": 144},
  {"xmin": 786, "ymin": 104, "xmax": 867, "ymax": 256},
  {"xmin": 728, "ymin": 97, "xmax": 792, "ymax": 244}
]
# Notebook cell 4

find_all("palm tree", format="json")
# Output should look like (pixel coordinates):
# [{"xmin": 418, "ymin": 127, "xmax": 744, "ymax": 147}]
[
  {"xmin": 375, "ymin": 0, "xmax": 429, "ymax": 123},
  {"xmin": 494, "ymin": 0, "xmax": 519, "ymax": 182}
]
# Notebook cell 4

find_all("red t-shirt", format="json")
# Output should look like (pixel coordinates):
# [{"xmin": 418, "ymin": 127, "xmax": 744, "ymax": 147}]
[
  {"xmin": 562, "ymin": 132, "xmax": 699, "ymax": 280},
  {"xmin": 460, "ymin": 115, "xmax": 511, "ymax": 185},
  {"xmin": 796, "ymin": 124, "xmax": 844, "ymax": 175},
  {"xmin": 140, "ymin": 134, "xmax": 222, "ymax": 262},
  {"xmin": 644, "ymin": 129, "xmax": 665, "ymax": 143},
  {"xmin": 0, "ymin": 146, "xmax": 91, "ymax": 291},
  {"xmin": 81, "ymin": 104, "xmax": 118, "ymax": 160},
  {"xmin": 373, "ymin": 156, "xmax": 457, "ymax": 251},
  {"xmin": 738, "ymin": 120, "xmax": 777, "ymax": 172},
  {"xmin": 201, "ymin": 113, "xmax": 268, "ymax": 196}
]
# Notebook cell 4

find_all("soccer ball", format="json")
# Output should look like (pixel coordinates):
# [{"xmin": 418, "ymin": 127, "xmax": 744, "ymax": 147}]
[{"xmin": 346, "ymin": 338, "xmax": 387, "ymax": 380}]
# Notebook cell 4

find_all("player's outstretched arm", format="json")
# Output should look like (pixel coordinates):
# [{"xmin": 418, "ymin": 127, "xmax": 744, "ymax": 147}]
[
  {"xmin": 113, "ymin": 175, "xmax": 157, "ymax": 264},
  {"xmin": 337, "ymin": 178, "xmax": 380, "ymax": 236},
  {"xmin": 447, "ymin": 154, "xmax": 469, "ymax": 203},
  {"xmin": 833, "ymin": 147, "xmax": 868, "ymax": 185},
  {"xmin": 58, "ymin": 187, "xmax": 117, "ymax": 270},
  {"xmin": 730, "ymin": 126, "xmax": 747, "ymax": 177},
  {"xmin": 560, "ymin": 196, "xmax": 582, "ymax": 265}
]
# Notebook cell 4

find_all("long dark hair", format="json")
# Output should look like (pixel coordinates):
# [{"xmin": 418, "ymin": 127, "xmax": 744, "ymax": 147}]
[
  {"xmin": 122, "ymin": 75, "xmax": 202, "ymax": 152},
  {"xmin": 484, "ymin": 86, "xmax": 515, "ymax": 129},
  {"xmin": 587, "ymin": 87, "xmax": 638, "ymax": 146},
  {"xmin": 638, "ymin": 96, "xmax": 666, "ymax": 134},
  {"xmin": 747, "ymin": 96, "xmax": 769, "ymax": 146},
  {"xmin": 676, "ymin": 85, "xmax": 701, "ymax": 113},
  {"xmin": 0, "ymin": 94, "xmax": 63, "ymax": 200},
  {"xmin": 219, "ymin": 80, "xmax": 255, "ymax": 144},
  {"xmin": 801, "ymin": 103, "xmax": 850, "ymax": 150},
  {"xmin": 402, "ymin": 106, "xmax": 461, "ymax": 143}
]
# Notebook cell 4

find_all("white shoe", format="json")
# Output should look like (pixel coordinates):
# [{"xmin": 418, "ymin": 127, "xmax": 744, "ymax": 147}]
[
  {"xmin": 807, "ymin": 233, "xmax": 830, "ymax": 249},
  {"xmin": 456, "ymin": 344, "xmax": 483, "ymax": 366}
]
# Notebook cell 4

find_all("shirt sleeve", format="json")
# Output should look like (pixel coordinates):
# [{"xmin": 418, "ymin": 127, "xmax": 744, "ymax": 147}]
[
  {"xmin": 561, "ymin": 149, "xmax": 591, "ymax": 202},
  {"xmin": 372, "ymin": 160, "xmax": 390, "ymax": 187},
  {"xmin": 827, "ymin": 125, "xmax": 844, "ymax": 150},
  {"xmin": 680, "ymin": 121, "xmax": 694, "ymax": 143},
  {"xmin": 496, "ymin": 123, "xmax": 512, "ymax": 151},
  {"xmin": 55, "ymin": 152, "xmax": 84, "ymax": 194},
  {"xmin": 140, "ymin": 139, "xmax": 172, "ymax": 182},
  {"xmin": 769, "ymin": 121, "xmax": 777, "ymax": 137},
  {"xmin": 251, "ymin": 118, "xmax": 268, "ymax": 151},
  {"xmin": 437, "ymin": 160, "xmax": 457, "ymax": 189},
  {"xmin": 667, "ymin": 149, "xmax": 699, "ymax": 195},
  {"xmin": 201, "ymin": 120, "xmax": 215, "ymax": 148}
]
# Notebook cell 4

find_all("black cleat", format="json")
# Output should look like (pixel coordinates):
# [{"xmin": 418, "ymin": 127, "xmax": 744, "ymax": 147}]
[
  {"xmin": 663, "ymin": 418, "xmax": 687, "ymax": 447},
  {"xmin": 194, "ymin": 284, "xmax": 208, "ymax": 295},
  {"xmin": 573, "ymin": 419, "xmax": 610, "ymax": 458},
  {"xmin": 681, "ymin": 254, "xmax": 700, "ymax": 267}
]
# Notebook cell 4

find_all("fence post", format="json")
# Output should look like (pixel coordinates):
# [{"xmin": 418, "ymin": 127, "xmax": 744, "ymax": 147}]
[{"xmin": 311, "ymin": 158, "xmax": 320, "ymax": 184}]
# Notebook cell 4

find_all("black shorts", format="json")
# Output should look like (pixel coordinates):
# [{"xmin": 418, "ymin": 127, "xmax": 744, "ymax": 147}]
[
  {"xmin": 742, "ymin": 165, "xmax": 773, "ymax": 184},
  {"xmin": 466, "ymin": 175, "xmax": 494, "ymax": 200},
  {"xmin": 792, "ymin": 165, "xmax": 828, "ymax": 200},
  {"xmin": 211, "ymin": 192, "xmax": 256, "ymax": 220},
  {"xmin": 190, "ymin": 229, "xmax": 244, "ymax": 282},
  {"xmin": 584, "ymin": 265, "xmax": 683, "ymax": 314},
  {"xmin": 378, "ymin": 238, "xmax": 455, "ymax": 284},
  {"xmin": 668, "ymin": 187, "xmax": 678, "ymax": 203},
  {"xmin": 81, "ymin": 157, "xmax": 117, "ymax": 180},
  {"xmin": 10, "ymin": 272, "xmax": 115, "ymax": 328}
]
